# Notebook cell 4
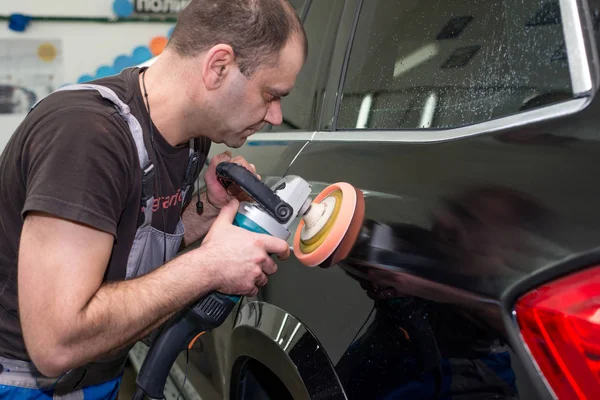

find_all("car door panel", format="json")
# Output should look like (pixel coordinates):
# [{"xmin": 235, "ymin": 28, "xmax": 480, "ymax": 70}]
[
  {"xmin": 186, "ymin": 0, "xmax": 600, "ymax": 399},
  {"xmin": 258, "ymin": 0, "xmax": 600, "ymax": 396}
]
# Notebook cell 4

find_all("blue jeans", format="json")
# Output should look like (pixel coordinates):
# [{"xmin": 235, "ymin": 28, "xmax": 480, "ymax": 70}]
[{"xmin": 0, "ymin": 375, "xmax": 122, "ymax": 400}]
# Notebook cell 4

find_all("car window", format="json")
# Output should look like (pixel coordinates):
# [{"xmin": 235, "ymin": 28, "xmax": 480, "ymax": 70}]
[
  {"xmin": 268, "ymin": 0, "xmax": 346, "ymax": 132},
  {"xmin": 337, "ymin": 0, "xmax": 573, "ymax": 130}
]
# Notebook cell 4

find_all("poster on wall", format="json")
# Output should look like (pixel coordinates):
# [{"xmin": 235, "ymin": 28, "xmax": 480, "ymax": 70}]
[{"xmin": 0, "ymin": 39, "xmax": 63, "ymax": 114}]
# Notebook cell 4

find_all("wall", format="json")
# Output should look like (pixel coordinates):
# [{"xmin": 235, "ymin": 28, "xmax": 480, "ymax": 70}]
[
  {"xmin": 0, "ymin": 0, "xmax": 172, "ymax": 148},
  {"xmin": 3, "ymin": 1, "xmax": 119, "ymax": 18}
]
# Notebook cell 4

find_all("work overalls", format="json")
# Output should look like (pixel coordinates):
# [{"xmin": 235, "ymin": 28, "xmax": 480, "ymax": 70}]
[{"xmin": 0, "ymin": 84, "xmax": 203, "ymax": 399}]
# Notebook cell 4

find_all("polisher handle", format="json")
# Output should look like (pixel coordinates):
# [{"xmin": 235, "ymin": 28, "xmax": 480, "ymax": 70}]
[
  {"xmin": 216, "ymin": 162, "xmax": 294, "ymax": 223},
  {"xmin": 134, "ymin": 293, "xmax": 240, "ymax": 399}
]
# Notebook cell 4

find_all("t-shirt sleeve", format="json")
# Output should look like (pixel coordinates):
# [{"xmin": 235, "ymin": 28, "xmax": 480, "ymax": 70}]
[{"xmin": 21, "ymin": 106, "xmax": 137, "ymax": 237}]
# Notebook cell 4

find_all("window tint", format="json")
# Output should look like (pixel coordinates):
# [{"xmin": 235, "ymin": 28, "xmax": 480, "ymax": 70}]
[
  {"xmin": 337, "ymin": 0, "xmax": 572, "ymax": 130},
  {"xmin": 269, "ymin": 0, "xmax": 345, "ymax": 132}
]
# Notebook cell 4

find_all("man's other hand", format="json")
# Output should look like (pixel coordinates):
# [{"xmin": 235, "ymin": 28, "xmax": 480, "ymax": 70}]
[
  {"xmin": 199, "ymin": 199, "xmax": 290, "ymax": 297},
  {"xmin": 204, "ymin": 151, "xmax": 261, "ymax": 209}
]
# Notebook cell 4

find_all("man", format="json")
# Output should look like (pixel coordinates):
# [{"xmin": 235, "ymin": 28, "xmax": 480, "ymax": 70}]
[{"xmin": 0, "ymin": 0, "xmax": 307, "ymax": 398}]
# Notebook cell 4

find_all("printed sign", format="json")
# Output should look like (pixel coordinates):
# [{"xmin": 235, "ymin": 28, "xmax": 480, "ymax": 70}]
[
  {"xmin": 135, "ymin": 0, "xmax": 191, "ymax": 15},
  {"xmin": 0, "ymin": 39, "xmax": 63, "ymax": 114}
]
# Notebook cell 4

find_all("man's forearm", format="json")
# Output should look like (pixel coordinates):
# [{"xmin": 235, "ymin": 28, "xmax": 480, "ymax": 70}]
[
  {"xmin": 181, "ymin": 190, "xmax": 220, "ymax": 247},
  {"xmin": 53, "ymin": 251, "xmax": 213, "ymax": 375}
]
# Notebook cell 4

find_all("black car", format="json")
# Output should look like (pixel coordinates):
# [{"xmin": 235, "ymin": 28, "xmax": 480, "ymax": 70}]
[{"xmin": 133, "ymin": 0, "xmax": 600, "ymax": 399}]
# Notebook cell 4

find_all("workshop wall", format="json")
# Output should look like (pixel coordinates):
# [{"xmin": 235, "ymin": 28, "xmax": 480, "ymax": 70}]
[{"xmin": 0, "ymin": 0, "xmax": 176, "ymax": 149}]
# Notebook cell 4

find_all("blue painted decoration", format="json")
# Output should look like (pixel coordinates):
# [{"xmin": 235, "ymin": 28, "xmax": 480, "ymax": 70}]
[
  {"xmin": 8, "ymin": 14, "xmax": 32, "ymax": 32},
  {"xmin": 96, "ymin": 65, "xmax": 116, "ymax": 78},
  {"xmin": 77, "ymin": 74, "xmax": 94, "ymax": 83},
  {"xmin": 113, "ymin": 0, "xmax": 134, "ymax": 18},
  {"xmin": 113, "ymin": 54, "xmax": 134, "ymax": 72},
  {"xmin": 132, "ymin": 46, "xmax": 153, "ymax": 64}
]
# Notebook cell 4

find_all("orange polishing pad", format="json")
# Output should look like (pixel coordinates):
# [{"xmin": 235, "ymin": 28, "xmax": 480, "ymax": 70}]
[{"xmin": 293, "ymin": 183, "xmax": 365, "ymax": 267}]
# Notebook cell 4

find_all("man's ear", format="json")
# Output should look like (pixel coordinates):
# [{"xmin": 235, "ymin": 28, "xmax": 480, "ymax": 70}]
[{"xmin": 202, "ymin": 44, "xmax": 235, "ymax": 91}]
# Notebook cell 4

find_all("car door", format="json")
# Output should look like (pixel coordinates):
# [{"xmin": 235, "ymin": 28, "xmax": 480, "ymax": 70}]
[{"xmin": 266, "ymin": 0, "xmax": 600, "ymax": 399}]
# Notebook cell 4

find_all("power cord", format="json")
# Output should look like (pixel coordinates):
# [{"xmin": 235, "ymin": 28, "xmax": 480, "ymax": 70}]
[
  {"xmin": 35, "ymin": 372, "xmax": 66, "ymax": 393},
  {"xmin": 348, "ymin": 304, "xmax": 375, "ymax": 347},
  {"xmin": 175, "ymin": 349, "xmax": 189, "ymax": 400},
  {"xmin": 142, "ymin": 68, "xmax": 209, "ymax": 400}
]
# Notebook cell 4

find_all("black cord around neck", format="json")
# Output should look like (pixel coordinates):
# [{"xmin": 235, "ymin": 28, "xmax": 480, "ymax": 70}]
[
  {"xmin": 142, "ymin": 69, "xmax": 204, "ymax": 216},
  {"xmin": 141, "ymin": 69, "xmax": 154, "ymax": 147}
]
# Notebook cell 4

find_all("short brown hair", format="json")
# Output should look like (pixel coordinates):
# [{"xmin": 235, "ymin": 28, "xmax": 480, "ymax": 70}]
[{"xmin": 169, "ymin": 0, "xmax": 307, "ymax": 77}]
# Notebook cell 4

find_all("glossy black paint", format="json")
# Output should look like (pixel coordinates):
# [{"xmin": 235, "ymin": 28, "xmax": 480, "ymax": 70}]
[
  {"xmin": 230, "ymin": 302, "xmax": 347, "ymax": 400},
  {"xmin": 259, "ymin": 135, "xmax": 593, "ymax": 399},
  {"xmin": 182, "ymin": 0, "xmax": 600, "ymax": 399}
]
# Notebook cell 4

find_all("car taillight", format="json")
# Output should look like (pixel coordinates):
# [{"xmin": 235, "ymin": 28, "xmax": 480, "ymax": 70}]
[{"xmin": 515, "ymin": 266, "xmax": 600, "ymax": 399}]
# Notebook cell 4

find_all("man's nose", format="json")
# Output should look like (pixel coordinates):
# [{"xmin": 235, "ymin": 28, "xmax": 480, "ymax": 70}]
[{"xmin": 264, "ymin": 100, "xmax": 283, "ymax": 126}]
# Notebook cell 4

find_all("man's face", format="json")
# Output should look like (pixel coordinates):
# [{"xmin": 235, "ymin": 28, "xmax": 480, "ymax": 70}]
[{"xmin": 213, "ymin": 35, "xmax": 305, "ymax": 148}]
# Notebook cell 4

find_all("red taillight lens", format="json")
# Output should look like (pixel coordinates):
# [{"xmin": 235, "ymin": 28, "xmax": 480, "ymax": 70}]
[{"xmin": 515, "ymin": 266, "xmax": 600, "ymax": 399}]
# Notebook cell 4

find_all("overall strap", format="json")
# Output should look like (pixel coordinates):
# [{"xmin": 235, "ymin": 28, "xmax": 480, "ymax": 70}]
[
  {"xmin": 57, "ymin": 85, "xmax": 202, "ymax": 216},
  {"xmin": 49, "ymin": 84, "xmax": 156, "ymax": 228},
  {"xmin": 32, "ymin": 83, "xmax": 202, "ymax": 227}
]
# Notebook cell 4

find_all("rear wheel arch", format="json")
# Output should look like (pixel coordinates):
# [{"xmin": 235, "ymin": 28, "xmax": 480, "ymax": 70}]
[{"xmin": 227, "ymin": 301, "xmax": 347, "ymax": 400}]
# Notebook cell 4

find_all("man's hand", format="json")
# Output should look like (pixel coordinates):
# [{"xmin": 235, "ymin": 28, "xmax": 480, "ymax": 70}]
[
  {"xmin": 181, "ymin": 151, "xmax": 261, "ymax": 247},
  {"xmin": 200, "ymin": 199, "xmax": 290, "ymax": 297},
  {"xmin": 204, "ymin": 151, "xmax": 261, "ymax": 209}
]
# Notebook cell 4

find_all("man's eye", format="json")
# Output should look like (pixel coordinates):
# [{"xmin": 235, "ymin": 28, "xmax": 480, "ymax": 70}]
[{"xmin": 265, "ymin": 92, "xmax": 281, "ymax": 102}]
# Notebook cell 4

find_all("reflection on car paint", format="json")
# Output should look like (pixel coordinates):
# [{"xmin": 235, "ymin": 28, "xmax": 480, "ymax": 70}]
[
  {"xmin": 336, "ymin": 297, "xmax": 518, "ymax": 400},
  {"xmin": 346, "ymin": 187, "xmax": 570, "ymax": 298},
  {"xmin": 232, "ymin": 301, "xmax": 347, "ymax": 399},
  {"xmin": 334, "ymin": 186, "xmax": 572, "ymax": 399}
]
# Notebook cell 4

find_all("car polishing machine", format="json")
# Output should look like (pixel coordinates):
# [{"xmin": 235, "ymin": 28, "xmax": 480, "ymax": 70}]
[{"xmin": 132, "ymin": 162, "xmax": 365, "ymax": 399}]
